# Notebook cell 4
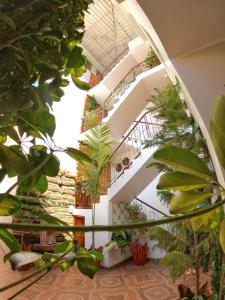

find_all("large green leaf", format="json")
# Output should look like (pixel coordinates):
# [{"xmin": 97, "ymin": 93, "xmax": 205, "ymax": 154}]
[
  {"xmin": 10, "ymin": 251, "xmax": 42, "ymax": 270},
  {"xmin": 153, "ymin": 146, "xmax": 213, "ymax": 179},
  {"xmin": 54, "ymin": 241, "xmax": 74, "ymax": 254},
  {"xmin": 36, "ymin": 174, "xmax": 48, "ymax": 193},
  {"xmin": 88, "ymin": 249, "xmax": 104, "ymax": 261},
  {"xmin": 169, "ymin": 191, "xmax": 213, "ymax": 214},
  {"xmin": 157, "ymin": 171, "xmax": 209, "ymax": 191},
  {"xmin": 220, "ymin": 218, "xmax": 225, "ymax": 253},
  {"xmin": 34, "ymin": 109, "xmax": 56, "ymax": 137},
  {"xmin": 71, "ymin": 75, "xmax": 90, "ymax": 91},
  {"xmin": 0, "ymin": 229, "xmax": 20, "ymax": 252},
  {"xmin": 42, "ymin": 154, "xmax": 60, "ymax": 177},
  {"xmin": 64, "ymin": 147, "xmax": 95, "ymax": 165},
  {"xmin": 67, "ymin": 46, "xmax": 84, "ymax": 68},
  {"xmin": 191, "ymin": 207, "xmax": 222, "ymax": 233},
  {"xmin": 0, "ymin": 194, "xmax": 20, "ymax": 216},
  {"xmin": 210, "ymin": 95, "xmax": 225, "ymax": 170},
  {"xmin": 0, "ymin": 144, "xmax": 28, "ymax": 173},
  {"xmin": 77, "ymin": 255, "xmax": 99, "ymax": 279}
]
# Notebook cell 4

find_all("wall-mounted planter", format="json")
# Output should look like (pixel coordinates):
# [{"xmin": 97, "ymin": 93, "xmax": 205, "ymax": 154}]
[
  {"xmin": 75, "ymin": 192, "xmax": 92, "ymax": 208},
  {"xmin": 116, "ymin": 163, "xmax": 123, "ymax": 172},
  {"xmin": 122, "ymin": 157, "xmax": 130, "ymax": 167}
]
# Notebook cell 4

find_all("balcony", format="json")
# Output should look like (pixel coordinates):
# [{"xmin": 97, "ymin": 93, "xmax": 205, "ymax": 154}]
[{"xmin": 81, "ymin": 59, "xmax": 160, "ymax": 133}]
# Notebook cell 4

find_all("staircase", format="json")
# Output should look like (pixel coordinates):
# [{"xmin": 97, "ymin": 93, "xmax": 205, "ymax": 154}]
[{"xmin": 105, "ymin": 112, "xmax": 161, "ymax": 203}]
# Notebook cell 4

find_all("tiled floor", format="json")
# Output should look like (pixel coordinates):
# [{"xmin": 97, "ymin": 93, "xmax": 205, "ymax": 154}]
[{"xmin": 0, "ymin": 253, "xmax": 211, "ymax": 300}]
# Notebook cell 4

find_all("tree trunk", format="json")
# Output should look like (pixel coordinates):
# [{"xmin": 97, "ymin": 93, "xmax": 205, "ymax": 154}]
[
  {"xmin": 91, "ymin": 200, "xmax": 96, "ymax": 250},
  {"xmin": 194, "ymin": 233, "xmax": 200, "ymax": 298}
]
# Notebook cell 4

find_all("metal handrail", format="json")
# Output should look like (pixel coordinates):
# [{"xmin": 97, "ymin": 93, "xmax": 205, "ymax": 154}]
[
  {"xmin": 109, "ymin": 112, "xmax": 148, "ymax": 160},
  {"xmin": 109, "ymin": 112, "xmax": 162, "ymax": 185},
  {"xmin": 135, "ymin": 197, "xmax": 168, "ymax": 217},
  {"xmin": 104, "ymin": 59, "xmax": 158, "ymax": 109}
]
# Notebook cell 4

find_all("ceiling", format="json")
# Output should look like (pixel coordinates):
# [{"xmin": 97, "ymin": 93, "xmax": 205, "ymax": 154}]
[
  {"xmin": 137, "ymin": 0, "xmax": 225, "ymax": 58},
  {"xmin": 82, "ymin": 0, "xmax": 138, "ymax": 74}
]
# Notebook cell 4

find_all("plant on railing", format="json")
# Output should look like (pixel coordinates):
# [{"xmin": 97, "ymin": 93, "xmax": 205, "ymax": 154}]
[
  {"xmin": 151, "ymin": 95, "xmax": 225, "ymax": 299},
  {"xmin": 144, "ymin": 49, "xmax": 159, "ymax": 67},
  {"xmin": 89, "ymin": 96, "xmax": 98, "ymax": 112}
]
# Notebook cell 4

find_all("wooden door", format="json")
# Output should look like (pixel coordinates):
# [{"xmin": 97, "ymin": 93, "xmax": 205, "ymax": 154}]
[{"xmin": 73, "ymin": 215, "xmax": 85, "ymax": 247}]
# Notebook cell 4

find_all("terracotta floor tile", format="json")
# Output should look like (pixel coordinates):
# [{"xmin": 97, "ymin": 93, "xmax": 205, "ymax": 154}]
[{"xmin": 0, "ymin": 251, "xmax": 210, "ymax": 300}]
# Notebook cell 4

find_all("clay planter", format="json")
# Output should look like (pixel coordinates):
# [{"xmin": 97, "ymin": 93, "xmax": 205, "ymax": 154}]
[
  {"xmin": 115, "ymin": 163, "xmax": 123, "ymax": 172},
  {"xmin": 122, "ymin": 157, "xmax": 130, "ymax": 167},
  {"xmin": 131, "ymin": 242, "xmax": 148, "ymax": 266}
]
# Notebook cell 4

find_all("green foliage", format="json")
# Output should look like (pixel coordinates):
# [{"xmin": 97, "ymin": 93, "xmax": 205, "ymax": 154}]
[
  {"xmin": 146, "ymin": 81, "xmax": 208, "ymax": 157},
  {"xmin": 153, "ymin": 146, "xmax": 213, "ymax": 179},
  {"xmin": 0, "ymin": 0, "xmax": 92, "ymax": 193},
  {"xmin": 79, "ymin": 124, "xmax": 113, "ymax": 248},
  {"xmin": 89, "ymin": 96, "xmax": 98, "ymax": 111},
  {"xmin": 0, "ymin": 0, "xmax": 111, "ymax": 287},
  {"xmin": 144, "ymin": 49, "xmax": 159, "ymax": 67},
  {"xmin": 0, "ymin": 194, "xmax": 20, "ymax": 216},
  {"xmin": 161, "ymin": 251, "xmax": 193, "ymax": 280},
  {"xmin": 210, "ymin": 95, "xmax": 225, "ymax": 170},
  {"xmin": 111, "ymin": 230, "xmax": 133, "ymax": 254},
  {"xmin": 111, "ymin": 202, "xmax": 149, "ymax": 252},
  {"xmin": 153, "ymin": 94, "xmax": 225, "ymax": 297},
  {"xmin": 80, "ymin": 124, "xmax": 113, "ymax": 198},
  {"xmin": 0, "ymin": 229, "xmax": 20, "ymax": 252},
  {"xmin": 169, "ymin": 191, "xmax": 213, "ymax": 215},
  {"xmin": 157, "ymin": 171, "xmax": 209, "ymax": 191}
]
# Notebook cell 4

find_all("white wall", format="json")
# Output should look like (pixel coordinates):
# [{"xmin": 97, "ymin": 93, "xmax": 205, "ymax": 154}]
[
  {"xmin": 89, "ymin": 39, "xmax": 150, "ymax": 105},
  {"xmin": 173, "ymin": 41, "xmax": 225, "ymax": 131},
  {"xmin": 105, "ymin": 64, "xmax": 169, "ymax": 141},
  {"xmin": 122, "ymin": 0, "xmax": 225, "ymax": 185},
  {"xmin": 138, "ymin": 174, "xmax": 169, "ymax": 215}
]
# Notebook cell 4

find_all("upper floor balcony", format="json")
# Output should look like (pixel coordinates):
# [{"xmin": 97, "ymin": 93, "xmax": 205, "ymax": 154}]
[{"xmin": 81, "ymin": 49, "xmax": 164, "ymax": 133}]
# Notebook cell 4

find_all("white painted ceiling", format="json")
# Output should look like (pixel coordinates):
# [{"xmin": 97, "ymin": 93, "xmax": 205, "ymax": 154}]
[{"xmin": 82, "ymin": 0, "xmax": 137, "ymax": 74}]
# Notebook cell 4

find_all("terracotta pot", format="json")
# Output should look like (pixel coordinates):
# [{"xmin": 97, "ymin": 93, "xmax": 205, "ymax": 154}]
[
  {"xmin": 122, "ymin": 157, "xmax": 130, "ymax": 166},
  {"xmin": 131, "ymin": 242, "xmax": 148, "ymax": 266},
  {"xmin": 116, "ymin": 163, "xmax": 123, "ymax": 172}
]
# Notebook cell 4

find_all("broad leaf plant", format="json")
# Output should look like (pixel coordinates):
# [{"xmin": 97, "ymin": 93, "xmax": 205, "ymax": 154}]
[{"xmin": 1, "ymin": 0, "xmax": 225, "ymax": 298}]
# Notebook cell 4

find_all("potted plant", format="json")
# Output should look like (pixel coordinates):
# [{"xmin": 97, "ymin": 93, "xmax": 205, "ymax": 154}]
[
  {"xmin": 111, "ymin": 202, "xmax": 149, "ymax": 266},
  {"xmin": 131, "ymin": 241, "xmax": 148, "ymax": 266},
  {"xmin": 122, "ymin": 157, "xmax": 130, "ymax": 167},
  {"xmin": 116, "ymin": 162, "xmax": 123, "ymax": 172},
  {"xmin": 144, "ymin": 49, "xmax": 159, "ymax": 68}
]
